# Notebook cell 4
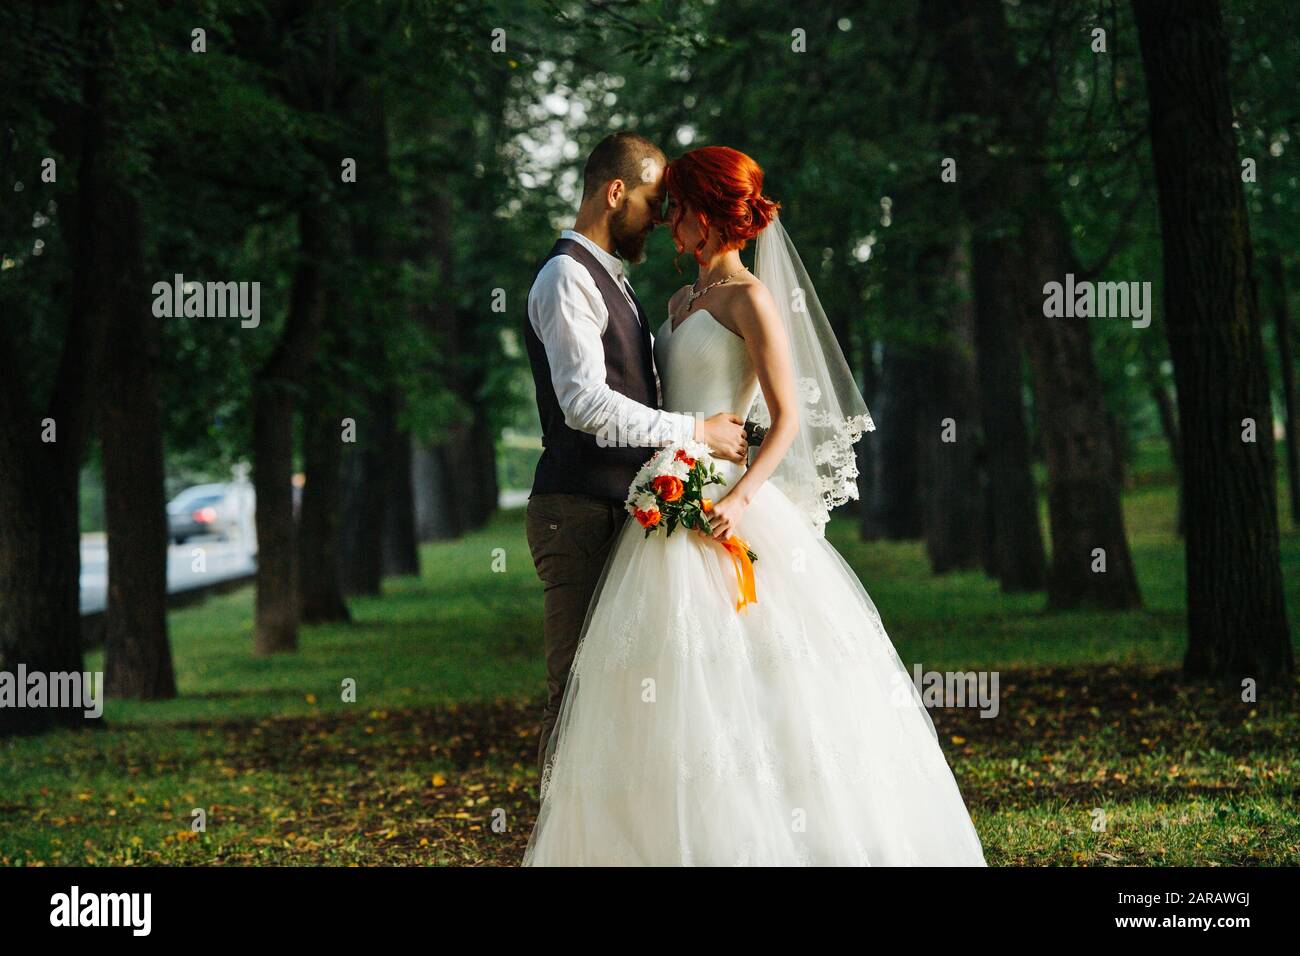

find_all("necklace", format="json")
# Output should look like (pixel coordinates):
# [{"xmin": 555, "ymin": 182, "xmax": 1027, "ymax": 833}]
[{"xmin": 683, "ymin": 266, "xmax": 748, "ymax": 312}]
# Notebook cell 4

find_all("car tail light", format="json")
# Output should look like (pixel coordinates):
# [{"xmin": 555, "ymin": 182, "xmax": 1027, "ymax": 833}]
[{"xmin": 193, "ymin": 506, "xmax": 217, "ymax": 523}]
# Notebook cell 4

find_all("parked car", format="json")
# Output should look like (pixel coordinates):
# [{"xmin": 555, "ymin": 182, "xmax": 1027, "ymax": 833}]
[{"xmin": 166, "ymin": 483, "xmax": 246, "ymax": 545}]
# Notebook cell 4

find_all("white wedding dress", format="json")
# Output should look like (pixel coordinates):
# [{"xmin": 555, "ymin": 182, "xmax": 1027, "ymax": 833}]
[{"xmin": 523, "ymin": 309, "xmax": 987, "ymax": 866}]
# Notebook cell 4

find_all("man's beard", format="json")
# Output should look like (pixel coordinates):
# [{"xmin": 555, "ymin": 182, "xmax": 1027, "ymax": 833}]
[{"xmin": 610, "ymin": 206, "xmax": 650, "ymax": 263}]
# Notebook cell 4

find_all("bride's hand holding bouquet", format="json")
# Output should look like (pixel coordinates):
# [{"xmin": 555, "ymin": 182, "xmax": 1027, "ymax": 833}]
[
  {"xmin": 700, "ymin": 491, "xmax": 746, "ymax": 543},
  {"xmin": 625, "ymin": 440, "xmax": 758, "ymax": 610}
]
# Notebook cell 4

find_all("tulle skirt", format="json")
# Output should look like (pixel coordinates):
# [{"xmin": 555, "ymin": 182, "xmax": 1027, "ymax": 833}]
[{"xmin": 523, "ymin": 477, "xmax": 986, "ymax": 866}]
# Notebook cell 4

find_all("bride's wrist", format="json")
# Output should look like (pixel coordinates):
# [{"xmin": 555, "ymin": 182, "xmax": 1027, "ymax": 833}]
[{"xmin": 728, "ymin": 482, "xmax": 755, "ymax": 508}]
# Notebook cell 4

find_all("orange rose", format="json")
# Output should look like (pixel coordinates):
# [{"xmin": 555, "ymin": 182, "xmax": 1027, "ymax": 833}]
[
  {"xmin": 635, "ymin": 507, "xmax": 661, "ymax": 528},
  {"xmin": 651, "ymin": 475, "xmax": 684, "ymax": 502},
  {"xmin": 701, "ymin": 498, "xmax": 713, "ymax": 513},
  {"xmin": 674, "ymin": 449, "xmax": 696, "ymax": 468}
]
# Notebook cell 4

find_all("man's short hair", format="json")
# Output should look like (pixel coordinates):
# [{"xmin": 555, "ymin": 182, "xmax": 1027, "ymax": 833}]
[{"xmin": 581, "ymin": 132, "xmax": 665, "ymax": 201}]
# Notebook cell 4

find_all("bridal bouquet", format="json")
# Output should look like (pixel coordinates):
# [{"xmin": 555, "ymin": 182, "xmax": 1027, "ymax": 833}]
[{"xmin": 625, "ymin": 440, "xmax": 758, "ymax": 611}]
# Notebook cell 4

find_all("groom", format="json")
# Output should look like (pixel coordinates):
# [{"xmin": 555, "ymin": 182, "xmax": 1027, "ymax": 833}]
[{"xmin": 524, "ymin": 132, "xmax": 749, "ymax": 773}]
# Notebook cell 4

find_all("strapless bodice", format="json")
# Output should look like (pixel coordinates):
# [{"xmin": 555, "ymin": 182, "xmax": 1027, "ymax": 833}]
[
  {"xmin": 653, "ymin": 309, "xmax": 759, "ymax": 484},
  {"xmin": 654, "ymin": 309, "xmax": 759, "ymax": 424}
]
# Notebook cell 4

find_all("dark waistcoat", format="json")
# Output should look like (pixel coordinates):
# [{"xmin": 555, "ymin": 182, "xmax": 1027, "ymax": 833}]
[{"xmin": 524, "ymin": 237, "xmax": 660, "ymax": 502}]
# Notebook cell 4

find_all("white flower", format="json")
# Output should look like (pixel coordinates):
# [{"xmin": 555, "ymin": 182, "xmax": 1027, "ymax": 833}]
[
  {"xmin": 682, "ymin": 438, "xmax": 711, "ymax": 461},
  {"xmin": 656, "ymin": 456, "xmax": 689, "ymax": 480},
  {"xmin": 626, "ymin": 441, "xmax": 715, "ymax": 515}
]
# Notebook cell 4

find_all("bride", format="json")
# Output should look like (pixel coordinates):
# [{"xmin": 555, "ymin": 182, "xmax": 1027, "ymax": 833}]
[{"xmin": 524, "ymin": 145, "xmax": 986, "ymax": 866}]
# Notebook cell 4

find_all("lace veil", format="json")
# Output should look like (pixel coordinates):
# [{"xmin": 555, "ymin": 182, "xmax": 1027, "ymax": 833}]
[{"xmin": 748, "ymin": 214, "xmax": 874, "ymax": 536}]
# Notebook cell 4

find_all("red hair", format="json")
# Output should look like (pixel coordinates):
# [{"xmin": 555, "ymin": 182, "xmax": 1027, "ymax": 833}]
[{"xmin": 664, "ymin": 146, "xmax": 779, "ymax": 266}]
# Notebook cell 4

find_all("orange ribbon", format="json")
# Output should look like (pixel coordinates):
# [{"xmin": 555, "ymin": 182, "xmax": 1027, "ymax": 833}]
[{"xmin": 720, "ymin": 536, "xmax": 758, "ymax": 612}]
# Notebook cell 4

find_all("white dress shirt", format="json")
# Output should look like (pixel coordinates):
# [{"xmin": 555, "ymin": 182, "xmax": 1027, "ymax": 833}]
[{"xmin": 527, "ymin": 229, "xmax": 695, "ymax": 448}]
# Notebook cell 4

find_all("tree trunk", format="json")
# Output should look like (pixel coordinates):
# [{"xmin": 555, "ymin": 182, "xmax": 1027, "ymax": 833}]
[
  {"xmin": 336, "ymin": 147, "xmax": 388, "ymax": 591},
  {"xmin": 1022, "ymin": 208, "xmax": 1143, "ymax": 610},
  {"xmin": 864, "ymin": 342, "xmax": 924, "ymax": 540},
  {"xmin": 448, "ymin": 417, "xmax": 500, "ymax": 532},
  {"xmin": 101, "ymin": 189, "xmax": 175, "ymax": 700},
  {"xmin": 252, "ymin": 204, "xmax": 328, "ymax": 655},
  {"xmin": 927, "ymin": 0, "xmax": 1140, "ymax": 608},
  {"xmin": 470, "ymin": 413, "xmax": 500, "ymax": 528},
  {"xmin": 414, "ymin": 444, "xmax": 464, "ymax": 541},
  {"xmin": 922, "ymin": 0, "xmax": 1047, "ymax": 593},
  {"xmin": 297, "ymin": 367, "xmax": 352, "ymax": 624},
  {"xmin": 419, "ymin": 184, "xmax": 499, "ymax": 538},
  {"xmin": 0, "ymin": 12, "xmax": 113, "ymax": 733},
  {"xmin": 1266, "ymin": 253, "xmax": 1298, "ymax": 526},
  {"xmin": 252, "ymin": 386, "xmax": 297, "ymax": 654},
  {"xmin": 423, "ymin": 413, "xmax": 498, "ymax": 538},
  {"xmin": 970, "ymin": 237, "xmax": 1048, "ymax": 591},
  {"xmin": 1134, "ymin": 0, "xmax": 1292, "ymax": 684},
  {"xmin": 412, "ymin": 444, "xmax": 436, "ymax": 542},
  {"xmin": 336, "ymin": 180, "xmax": 390, "ymax": 594},
  {"xmin": 862, "ymin": 237, "xmax": 925, "ymax": 542},
  {"xmin": 922, "ymin": 239, "xmax": 983, "ymax": 573},
  {"xmin": 339, "ymin": 435, "xmax": 385, "ymax": 596},
  {"xmin": 0, "ymin": 457, "xmax": 86, "ymax": 735},
  {"xmin": 380, "ymin": 393, "xmax": 421, "ymax": 577}
]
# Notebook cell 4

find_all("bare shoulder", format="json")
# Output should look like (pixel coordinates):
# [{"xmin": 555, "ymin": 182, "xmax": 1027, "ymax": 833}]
[
  {"xmin": 699, "ymin": 275, "xmax": 777, "ymax": 340},
  {"xmin": 738, "ymin": 276, "xmax": 779, "ymax": 317},
  {"xmin": 719, "ymin": 275, "xmax": 779, "ymax": 329}
]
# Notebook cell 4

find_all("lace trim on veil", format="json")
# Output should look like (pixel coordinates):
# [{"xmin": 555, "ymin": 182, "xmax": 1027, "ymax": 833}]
[
  {"xmin": 749, "ymin": 215, "xmax": 875, "ymax": 537},
  {"xmin": 749, "ymin": 380, "xmax": 875, "ymax": 535}
]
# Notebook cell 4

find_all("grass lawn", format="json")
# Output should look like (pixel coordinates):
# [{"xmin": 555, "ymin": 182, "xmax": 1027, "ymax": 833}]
[{"xmin": 2, "ymin": 442, "xmax": 1297, "ymax": 866}]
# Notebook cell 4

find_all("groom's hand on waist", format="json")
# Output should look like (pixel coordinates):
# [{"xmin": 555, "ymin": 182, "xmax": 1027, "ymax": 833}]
[{"xmin": 696, "ymin": 412, "xmax": 748, "ymax": 462}]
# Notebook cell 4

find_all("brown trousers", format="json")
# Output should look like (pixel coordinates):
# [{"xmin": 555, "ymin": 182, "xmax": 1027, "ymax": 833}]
[{"xmin": 526, "ymin": 493, "xmax": 627, "ymax": 774}]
